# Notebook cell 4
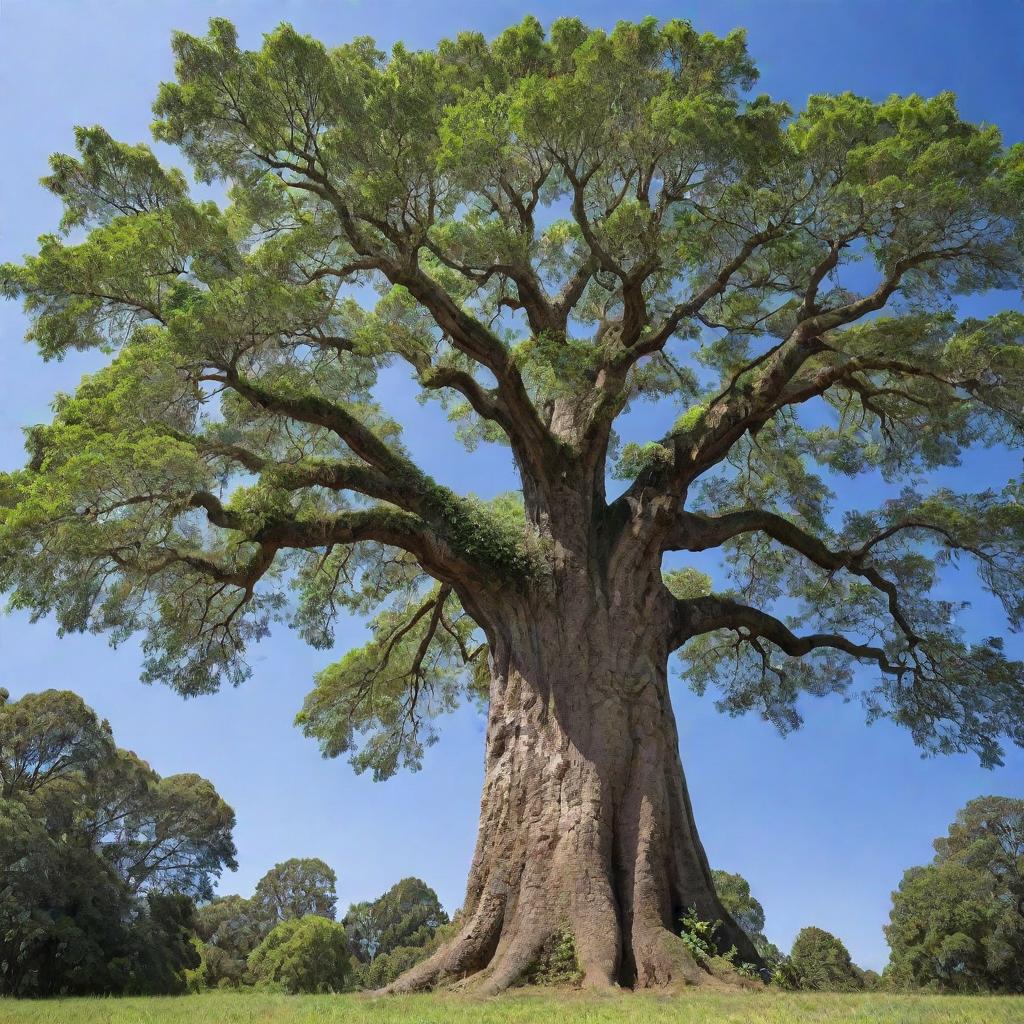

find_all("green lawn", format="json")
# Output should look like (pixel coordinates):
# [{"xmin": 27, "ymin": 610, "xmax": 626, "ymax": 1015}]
[{"xmin": 3, "ymin": 990, "xmax": 1023, "ymax": 1024}]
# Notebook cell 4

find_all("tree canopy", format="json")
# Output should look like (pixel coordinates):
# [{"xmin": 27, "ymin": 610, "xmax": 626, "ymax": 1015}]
[
  {"xmin": 885, "ymin": 795, "xmax": 1024, "ymax": 992},
  {"xmin": 0, "ymin": 689, "xmax": 235, "ymax": 996},
  {"xmin": 253, "ymin": 857, "xmax": 338, "ymax": 925},
  {"xmin": 711, "ymin": 869, "xmax": 768, "ymax": 952},
  {"xmin": 190, "ymin": 856, "xmax": 341, "ymax": 989},
  {"xmin": 0, "ymin": 15, "xmax": 1021, "ymax": 782},
  {"xmin": 344, "ymin": 876, "xmax": 448, "ymax": 963},
  {"xmin": 0, "ymin": 689, "xmax": 236, "ymax": 899}
]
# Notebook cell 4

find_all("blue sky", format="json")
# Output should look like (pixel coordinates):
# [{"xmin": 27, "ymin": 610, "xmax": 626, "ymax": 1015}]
[{"xmin": 1, "ymin": 0, "xmax": 1022, "ymax": 973}]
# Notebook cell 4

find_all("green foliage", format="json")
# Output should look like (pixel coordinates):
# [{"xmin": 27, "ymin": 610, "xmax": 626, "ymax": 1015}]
[
  {"xmin": 612, "ymin": 441, "xmax": 672, "ymax": 481},
  {"xmin": 0, "ymin": 797, "xmax": 132, "ymax": 996},
  {"xmin": 712, "ymin": 869, "xmax": 769, "ymax": 952},
  {"xmin": 194, "ymin": 894, "xmax": 263, "ymax": 968},
  {"xmin": 885, "ymin": 796, "xmax": 1024, "ymax": 993},
  {"xmin": 253, "ymin": 858, "xmax": 337, "ymax": 927},
  {"xmin": 679, "ymin": 908, "xmax": 722, "ymax": 962},
  {"xmin": 297, "ymin": 585, "xmax": 487, "ymax": 780},
  {"xmin": 247, "ymin": 916, "xmax": 350, "ymax": 994},
  {"xmin": 523, "ymin": 930, "xmax": 583, "ymax": 987},
  {"xmin": 0, "ymin": 12, "xmax": 1022, "ymax": 790},
  {"xmin": 678, "ymin": 908, "xmax": 760, "ymax": 981},
  {"xmin": 358, "ymin": 943, "xmax": 429, "ymax": 990},
  {"xmin": 0, "ymin": 689, "xmax": 234, "ymax": 996},
  {"xmin": 663, "ymin": 567, "xmax": 713, "ymax": 600},
  {"xmin": 1, "ymin": 689, "xmax": 236, "ymax": 901},
  {"xmin": 190, "ymin": 859, "xmax": 341, "ymax": 990},
  {"xmin": 790, "ymin": 927, "xmax": 864, "ymax": 992},
  {"xmin": 769, "ymin": 955, "xmax": 804, "ymax": 991},
  {"xmin": 117, "ymin": 893, "xmax": 202, "ymax": 995},
  {"xmin": 343, "ymin": 877, "xmax": 448, "ymax": 965}
]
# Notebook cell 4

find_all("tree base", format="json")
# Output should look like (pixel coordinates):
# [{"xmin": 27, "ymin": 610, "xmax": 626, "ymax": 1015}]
[
  {"xmin": 383, "ymin": 921, "xmax": 763, "ymax": 995},
  {"xmin": 382, "ymin": 625, "xmax": 765, "ymax": 996}
]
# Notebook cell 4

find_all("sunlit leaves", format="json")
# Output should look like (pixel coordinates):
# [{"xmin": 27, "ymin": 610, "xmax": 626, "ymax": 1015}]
[{"xmin": 295, "ymin": 584, "xmax": 486, "ymax": 780}]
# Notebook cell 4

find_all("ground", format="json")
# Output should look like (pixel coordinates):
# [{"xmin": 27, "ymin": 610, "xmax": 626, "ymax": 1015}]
[{"xmin": 4, "ymin": 990, "xmax": 1023, "ymax": 1024}]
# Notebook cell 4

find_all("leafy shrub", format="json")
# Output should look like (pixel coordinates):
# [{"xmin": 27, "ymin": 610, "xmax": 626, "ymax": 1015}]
[
  {"xmin": 790, "ymin": 926, "xmax": 863, "ymax": 991},
  {"xmin": 769, "ymin": 954, "xmax": 803, "ymax": 990},
  {"xmin": 361, "ymin": 943, "xmax": 431, "ymax": 989},
  {"xmin": 679, "ymin": 907, "xmax": 720, "ymax": 962},
  {"xmin": 247, "ymin": 915, "xmax": 350, "ymax": 994},
  {"xmin": 524, "ymin": 930, "xmax": 582, "ymax": 986},
  {"xmin": 679, "ymin": 908, "xmax": 761, "ymax": 982}
]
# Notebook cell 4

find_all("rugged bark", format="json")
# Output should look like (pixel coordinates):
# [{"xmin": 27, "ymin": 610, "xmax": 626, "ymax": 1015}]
[{"xmin": 387, "ymin": 562, "xmax": 762, "ymax": 994}]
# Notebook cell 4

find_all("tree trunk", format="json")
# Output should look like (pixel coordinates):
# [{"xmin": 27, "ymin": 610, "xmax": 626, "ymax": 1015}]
[{"xmin": 387, "ymin": 591, "xmax": 762, "ymax": 994}]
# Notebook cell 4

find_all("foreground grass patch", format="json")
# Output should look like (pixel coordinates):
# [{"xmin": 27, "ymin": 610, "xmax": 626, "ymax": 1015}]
[{"xmin": 3, "ymin": 990, "xmax": 1024, "ymax": 1024}]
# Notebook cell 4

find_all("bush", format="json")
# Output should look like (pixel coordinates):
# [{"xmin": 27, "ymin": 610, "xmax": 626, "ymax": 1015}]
[
  {"xmin": 790, "ymin": 926, "xmax": 863, "ymax": 991},
  {"xmin": 524, "ymin": 930, "xmax": 582, "ymax": 986},
  {"xmin": 677, "ymin": 908, "xmax": 761, "ymax": 984},
  {"xmin": 361, "ymin": 944, "xmax": 431, "ymax": 989},
  {"xmin": 247, "ymin": 916, "xmax": 350, "ymax": 994}
]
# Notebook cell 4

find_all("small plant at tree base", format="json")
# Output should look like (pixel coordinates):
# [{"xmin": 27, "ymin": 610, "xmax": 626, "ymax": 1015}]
[
  {"xmin": 523, "ymin": 930, "xmax": 583, "ymax": 987},
  {"xmin": 679, "ymin": 908, "xmax": 721, "ymax": 963},
  {"xmin": 679, "ymin": 909, "xmax": 763, "ymax": 985}
]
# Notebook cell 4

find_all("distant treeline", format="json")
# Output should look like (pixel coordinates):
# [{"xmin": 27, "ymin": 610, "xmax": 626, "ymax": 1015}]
[{"xmin": 1, "ymin": 689, "xmax": 1021, "ymax": 996}]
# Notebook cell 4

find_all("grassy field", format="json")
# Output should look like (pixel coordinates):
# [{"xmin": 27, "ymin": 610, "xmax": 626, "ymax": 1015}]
[{"xmin": 3, "ymin": 990, "xmax": 1023, "ymax": 1024}]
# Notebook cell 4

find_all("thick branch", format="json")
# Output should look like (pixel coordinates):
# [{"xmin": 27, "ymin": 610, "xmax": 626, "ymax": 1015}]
[
  {"xmin": 667, "ymin": 508, "xmax": 920, "ymax": 645},
  {"xmin": 673, "ymin": 594, "xmax": 905, "ymax": 675}
]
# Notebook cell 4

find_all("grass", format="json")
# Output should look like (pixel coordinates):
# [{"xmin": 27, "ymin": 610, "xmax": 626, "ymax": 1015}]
[{"xmin": 3, "ymin": 990, "xmax": 1023, "ymax": 1024}]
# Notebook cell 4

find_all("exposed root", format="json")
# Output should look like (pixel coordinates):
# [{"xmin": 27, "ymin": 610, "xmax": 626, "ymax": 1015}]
[
  {"xmin": 475, "ymin": 926, "xmax": 550, "ymax": 996},
  {"xmin": 385, "ymin": 915, "xmax": 761, "ymax": 996},
  {"xmin": 382, "ymin": 630, "xmax": 766, "ymax": 998},
  {"xmin": 632, "ymin": 924, "xmax": 706, "ymax": 990},
  {"xmin": 383, "ymin": 892, "xmax": 505, "ymax": 994}
]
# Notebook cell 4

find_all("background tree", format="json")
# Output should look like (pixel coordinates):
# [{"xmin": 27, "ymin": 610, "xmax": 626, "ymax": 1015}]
[
  {"xmin": 935, "ymin": 796, "xmax": 1024, "ymax": 898},
  {"xmin": 789, "ymin": 926, "xmax": 863, "ymax": 992},
  {"xmin": 711, "ymin": 870, "xmax": 770, "ymax": 954},
  {"xmin": 192, "ymin": 857, "xmax": 341, "ymax": 988},
  {"xmin": 344, "ymin": 877, "xmax": 448, "ymax": 964},
  {"xmin": 253, "ymin": 857, "xmax": 338, "ymax": 926},
  {"xmin": 1, "ymin": 15, "xmax": 1022, "ymax": 992},
  {"xmin": 885, "ymin": 796, "xmax": 1024, "ymax": 992},
  {"xmin": 193, "ymin": 893, "xmax": 264, "ymax": 987},
  {"xmin": 0, "ymin": 690, "xmax": 237, "ymax": 900},
  {"xmin": 247, "ymin": 915, "xmax": 351, "ymax": 994},
  {"xmin": 0, "ymin": 690, "xmax": 232, "ymax": 995}
]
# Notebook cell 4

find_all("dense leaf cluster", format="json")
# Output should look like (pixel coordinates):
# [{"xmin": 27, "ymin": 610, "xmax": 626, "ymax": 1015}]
[
  {"xmin": 1, "ymin": 15, "xmax": 1022, "ymax": 777},
  {"xmin": 885, "ymin": 796, "xmax": 1024, "ymax": 992},
  {"xmin": 0, "ymin": 689, "xmax": 235, "ymax": 996}
]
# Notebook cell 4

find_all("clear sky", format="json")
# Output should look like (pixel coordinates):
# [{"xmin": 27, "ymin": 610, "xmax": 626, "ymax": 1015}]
[{"xmin": 1, "ymin": 0, "xmax": 1022, "ymax": 973}]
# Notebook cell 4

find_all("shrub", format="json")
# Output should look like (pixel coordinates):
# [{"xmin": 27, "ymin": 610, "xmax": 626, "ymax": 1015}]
[
  {"xmin": 790, "ymin": 926, "xmax": 863, "ymax": 991},
  {"xmin": 247, "ymin": 915, "xmax": 350, "ymax": 994},
  {"xmin": 524, "ymin": 929, "xmax": 582, "ymax": 986}
]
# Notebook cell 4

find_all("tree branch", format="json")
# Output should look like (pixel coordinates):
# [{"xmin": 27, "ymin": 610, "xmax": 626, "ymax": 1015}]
[{"xmin": 672, "ymin": 593, "xmax": 905, "ymax": 675}]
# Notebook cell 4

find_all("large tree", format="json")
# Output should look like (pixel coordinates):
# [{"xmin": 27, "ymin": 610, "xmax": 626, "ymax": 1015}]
[
  {"xmin": 0, "ymin": 689, "xmax": 234, "ymax": 994},
  {"xmin": 253, "ymin": 857, "xmax": 338, "ymax": 925},
  {"xmin": 344, "ymin": 877, "xmax": 448, "ymax": 964},
  {"xmin": 885, "ymin": 796, "xmax": 1024, "ymax": 992},
  {"xmin": 1, "ymin": 16, "xmax": 1022, "ymax": 992}
]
